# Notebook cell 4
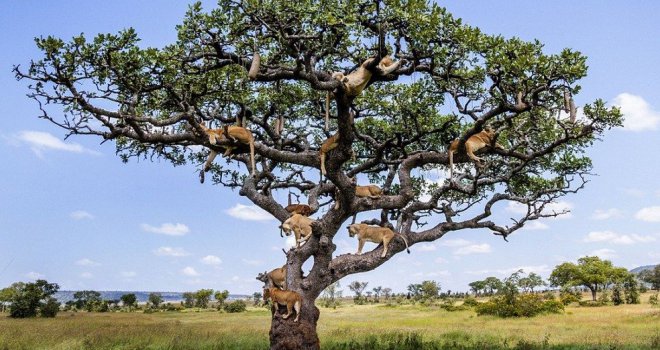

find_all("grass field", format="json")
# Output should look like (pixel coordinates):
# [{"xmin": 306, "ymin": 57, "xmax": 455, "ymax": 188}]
[{"xmin": 1, "ymin": 299, "xmax": 659, "ymax": 350}]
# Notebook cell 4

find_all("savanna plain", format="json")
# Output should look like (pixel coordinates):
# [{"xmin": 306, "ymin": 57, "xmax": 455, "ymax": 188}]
[{"xmin": 1, "ymin": 295, "xmax": 658, "ymax": 350}]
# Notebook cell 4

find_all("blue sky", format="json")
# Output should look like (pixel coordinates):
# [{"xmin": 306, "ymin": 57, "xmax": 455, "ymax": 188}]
[{"xmin": 1, "ymin": 1, "xmax": 659, "ymax": 295}]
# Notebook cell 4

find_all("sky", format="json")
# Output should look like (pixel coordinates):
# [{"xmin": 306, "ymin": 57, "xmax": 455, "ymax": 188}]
[{"xmin": 1, "ymin": 1, "xmax": 659, "ymax": 295}]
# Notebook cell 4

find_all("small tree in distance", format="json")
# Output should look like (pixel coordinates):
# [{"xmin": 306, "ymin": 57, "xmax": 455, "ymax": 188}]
[
  {"xmin": 550, "ymin": 256, "xmax": 628, "ymax": 301},
  {"xmin": 214, "ymin": 290, "xmax": 230, "ymax": 310},
  {"xmin": 120, "ymin": 293, "xmax": 137, "ymax": 311},
  {"xmin": 348, "ymin": 281, "xmax": 368, "ymax": 304},
  {"xmin": 7, "ymin": 280, "xmax": 60, "ymax": 318},
  {"xmin": 14, "ymin": 1, "xmax": 622, "ymax": 347},
  {"xmin": 148, "ymin": 292, "xmax": 163, "ymax": 309}
]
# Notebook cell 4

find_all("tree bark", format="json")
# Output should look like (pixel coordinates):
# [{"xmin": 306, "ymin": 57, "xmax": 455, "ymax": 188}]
[{"xmin": 269, "ymin": 294, "xmax": 320, "ymax": 350}]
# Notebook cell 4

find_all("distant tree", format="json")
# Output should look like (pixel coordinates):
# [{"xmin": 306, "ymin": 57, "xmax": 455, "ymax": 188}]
[
  {"xmin": 0, "ymin": 286, "xmax": 16, "ymax": 313},
  {"xmin": 407, "ymin": 283, "xmax": 423, "ymax": 300},
  {"xmin": 73, "ymin": 290, "xmax": 102, "ymax": 311},
  {"xmin": 483, "ymin": 277, "xmax": 504, "ymax": 295},
  {"xmin": 623, "ymin": 274, "xmax": 640, "ymax": 304},
  {"xmin": 321, "ymin": 282, "xmax": 342, "ymax": 308},
  {"xmin": 148, "ymin": 292, "xmax": 163, "ymax": 309},
  {"xmin": 182, "ymin": 292, "xmax": 195, "ymax": 308},
  {"xmin": 8, "ymin": 280, "xmax": 60, "ymax": 318},
  {"xmin": 468, "ymin": 280, "xmax": 486, "ymax": 296},
  {"xmin": 252, "ymin": 292, "xmax": 263, "ymax": 307},
  {"xmin": 550, "ymin": 256, "xmax": 624, "ymax": 301},
  {"xmin": 40, "ymin": 297, "xmax": 61, "ymax": 317},
  {"xmin": 194, "ymin": 289, "xmax": 214, "ymax": 308},
  {"xmin": 518, "ymin": 272, "xmax": 545, "ymax": 293},
  {"xmin": 214, "ymin": 290, "xmax": 230, "ymax": 309},
  {"xmin": 419, "ymin": 280, "xmax": 441, "ymax": 299},
  {"xmin": 372, "ymin": 286, "xmax": 382, "ymax": 303},
  {"xmin": 639, "ymin": 265, "xmax": 660, "ymax": 291},
  {"xmin": 612, "ymin": 283, "xmax": 624, "ymax": 305},
  {"xmin": 348, "ymin": 281, "xmax": 368, "ymax": 304},
  {"xmin": 382, "ymin": 288, "xmax": 392, "ymax": 300},
  {"xmin": 120, "ymin": 293, "xmax": 137, "ymax": 310}
]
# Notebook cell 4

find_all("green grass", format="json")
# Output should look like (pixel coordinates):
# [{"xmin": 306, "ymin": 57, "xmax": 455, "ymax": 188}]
[{"xmin": 0, "ymin": 300, "xmax": 659, "ymax": 349}]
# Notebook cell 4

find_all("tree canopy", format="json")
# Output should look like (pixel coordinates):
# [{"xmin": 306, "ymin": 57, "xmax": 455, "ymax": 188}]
[
  {"xmin": 15, "ymin": 1, "xmax": 622, "ymax": 348},
  {"xmin": 549, "ymin": 256, "xmax": 629, "ymax": 301}
]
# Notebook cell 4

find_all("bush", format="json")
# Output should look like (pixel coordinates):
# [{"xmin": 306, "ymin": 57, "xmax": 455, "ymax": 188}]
[
  {"xmin": 559, "ymin": 288, "xmax": 581, "ymax": 305},
  {"xmin": 40, "ymin": 297, "xmax": 60, "ymax": 318},
  {"xmin": 439, "ymin": 298, "xmax": 467, "ymax": 312},
  {"xmin": 649, "ymin": 293, "xmax": 658, "ymax": 306},
  {"xmin": 224, "ymin": 300, "xmax": 247, "ymax": 313},
  {"xmin": 476, "ymin": 293, "xmax": 563, "ymax": 318},
  {"xmin": 462, "ymin": 296, "xmax": 479, "ymax": 307},
  {"xmin": 578, "ymin": 300, "xmax": 607, "ymax": 307},
  {"xmin": 163, "ymin": 303, "xmax": 185, "ymax": 312}
]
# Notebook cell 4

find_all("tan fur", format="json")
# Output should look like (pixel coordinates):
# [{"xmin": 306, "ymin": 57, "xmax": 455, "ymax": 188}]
[
  {"xmin": 247, "ymin": 51, "xmax": 260, "ymax": 80},
  {"xmin": 326, "ymin": 56, "xmax": 403, "ymax": 131},
  {"xmin": 263, "ymin": 287, "xmax": 302, "ymax": 322},
  {"xmin": 356, "ymin": 185, "xmax": 382, "ymax": 199},
  {"xmin": 285, "ymin": 204, "xmax": 313, "ymax": 217},
  {"xmin": 448, "ymin": 127, "xmax": 504, "ymax": 179},
  {"xmin": 347, "ymin": 223, "xmax": 410, "ymax": 258},
  {"xmin": 319, "ymin": 133, "xmax": 340, "ymax": 177},
  {"xmin": 200, "ymin": 124, "xmax": 256, "ymax": 177},
  {"xmin": 280, "ymin": 213, "xmax": 315, "ymax": 248},
  {"xmin": 265, "ymin": 265, "xmax": 287, "ymax": 290}
]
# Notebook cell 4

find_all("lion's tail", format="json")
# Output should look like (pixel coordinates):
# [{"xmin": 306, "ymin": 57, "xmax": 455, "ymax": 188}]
[{"xmin": 397, "ymin": 233, "xmax": 410, "ymax": 254}]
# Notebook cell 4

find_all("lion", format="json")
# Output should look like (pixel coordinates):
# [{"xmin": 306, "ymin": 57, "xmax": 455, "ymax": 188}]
[
  {"xmin": 347, "ymin": 223, "xmax": 410, "ymax": 258},
  {"xmin": 279, "ymin": 213, "xmax": 314, "ymax": 248},
  {"xmin": 263, "ymin": 287, "xmax": 302, "ymax": 322}
]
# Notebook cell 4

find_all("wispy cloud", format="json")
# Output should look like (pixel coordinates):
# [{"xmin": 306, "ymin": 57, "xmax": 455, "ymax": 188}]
[
  {"xmin": 622, "ymin": 188, "xmax": 645, "ymax": 198},
  {"xmin": 612, "ymin": 93, "xmax": 660, "ymax": 132},
  {"xmin": 80, "ymin": 272, "xmax": 93, "ymax": 279},
  {"xmin": 25, "ymin": 271, "xmax": 44, "ymax": 280},
  {"xmin": 121, "ymin": 271, "xmax": 137, "ymax": 278},
  {"xmin": 591, "ymin": 208, "xmax": 624, "ymax": 220},
  {"xmin": 182, "ymin": 267, "xmax": 200, "ymax": 277},
  {"xmin": 466, "ymin": 265, "xmax": 550, "ymax": 276},
  {"xmin": 200, "ymin": 255, "xmax": 222, "ymax": 265},
  {"xmin": 589, "ymin": 248, "xmax": 618, "ymax": 259},
  {"xmin": 153, "ymin": 247, "xmax": 190, "ymax": 257},
  {"xmin": 583, "ymin": 230, "xmax": 656, "ymax": 245},
  {"xmin": 225, "ymin": 204, "xmax": 274, "ymax": 221},
  {"xmin": 439, "ymin": 238, "xmax": 471, "ymax": 247},
  {"xmin": 141, "ymin": 223, "xmax": 190, "ymax": 236},
  {"xmin": 521, "ymin": 221, "xmax": 549, "ymax": 231},
  {"xmin": 454, "ymin": 243, "xmax": 492, "ymax": 255},
  {"xmin": 242, "ymin": 258, "xmax": 263, "ymax": 266},
  {"xmin": 70, "ymin": 210, "xmax": 94, "ymax": 220},
  {"xmin": 75, "ymin": 258, "xmax": 100, "ymax": 266},
  {"xmin": 635, "ymin": 206, "xmax": 660, "ymax": 222},
  {"xmin": 16, "ymin": 131, "xmax": 101, "ymax": 157},
  {"xmin": 415, "ymin": 243, "xmax": 437, "ymax": 252}
]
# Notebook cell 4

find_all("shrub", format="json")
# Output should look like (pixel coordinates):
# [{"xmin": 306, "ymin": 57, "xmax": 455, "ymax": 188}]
[
  {"xmin": 649, "ymin": 293, "xmax": 658, "ymax": 306},
  {"xmin": 224, "ymin": 300, "xmax": 247, "ymax": 313},
  {"xmin": 462, "ymin": 296, "xmax": 479, "ymax": 307},
  {"xmin": 439, "ymin": 298, "xmax": 467, "ymax": 312},
  {"xmin": 476, "ymin": 293, "xmax": 563, "ymax": 318},
  {"xmin": 578, "ymin": 300, "xmax": 607, "ymax": 307},
  {"xmin": 40, "ymin": 297, "xmax": 60, "ymax": 318},
  {"xmin": 559, "ymin": 288, "xmax": 581, "ymax": 305}
]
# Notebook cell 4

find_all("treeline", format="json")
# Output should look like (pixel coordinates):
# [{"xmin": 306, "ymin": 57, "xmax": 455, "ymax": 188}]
[{"xmin": 0, "ymin": 283, "xmax": 249, "ymax": 318}]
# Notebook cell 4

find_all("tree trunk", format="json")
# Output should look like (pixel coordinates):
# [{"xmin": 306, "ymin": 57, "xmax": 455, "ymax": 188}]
[
  {"xmin": 590, "ymin": 286, "xmax": 597, "ymax": 301},
  {"xmin": 269, "ymin": 296, "xmax": 320, "ymax": 350}
]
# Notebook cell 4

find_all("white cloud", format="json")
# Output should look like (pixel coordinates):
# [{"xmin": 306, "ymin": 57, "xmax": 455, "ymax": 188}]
[
  {"xmin": 413, "ymin": 270, "xmax": 451, "ymax": 278},
  {"xmin": 200, "ymin": 255, "xmax": 222, "ymax": 265},
  {"xmin": 75, "ymin": 258, "xmax": 100, "ymax": 266},
  {"xmin": 182, "ymin": 267, "xmax": 200, "ymax": 277},
  {"xmin": 434, "ymin": 257, "xmax": 448, "ymax": 264},
  {"xmin": 80, "ymin": 272, "xmax": 93, "ymax": 279},
  {"xmin": 439, "ymin": 238, "xmax": 471, "ymax": 247},
  {"xmin": 16, "ymin": 131, "xmax": 101, "ymax": 157},
  {"xmin": 25, "ymin": 271, "xmax": 44, "ymax": 280},
  {"xmin": 583, "ymin": 230, "xmax": 656, "ymax": 245},
  {"xmin": 70, "ymin": 210, "xmax": 94, "ymax": 220},
  {"xmin": 521, "ymin": 221, "xmax": 549, "ymax": 231},
  {"xmin": 506, "ymin": 201, "xmax": 573, "ymax": 219},
  {"xmin": 612, "ymin": 93, "xmax": 660, "ymax": 132},
  {"xmin": 635, "ymin": 206, "xmax": 660, "ymax": 222},
  {"xmin": 591, "ymin": 208, "xmax": 624, "ymax": 220},
  {"xmin": 415, "ymin": 243, "xmax": 437, "ymax": 252},
  {"xmin": 242, "ymin": 258, "xmax": 263, "ymax": 266},
  {"xmin": 225, "ymin": 204, "xmax": 275, "ymax": 221},
  {"xmin": 121, "ymin": 271, "xmax": 137, "ymax": 278},
  {"xmin": 454, "ymin": 243, "xmax": 492, "ymax": 255},
  {"xmin": 589, "ymin": 248, "xmax": 618, "ymax": 259},
  {"xmin": 465, "ymin": 264, "xmax": 550, "ymax": 276},
  {"xmin": 623, "ymin": 188, "xmax": 645, "ymax": 198},
  {"xmin": 141, "ymin": 223, "xmax": 190, "ymax": 236},
  {"xmin": 153, "ymin": 246, "xmax": 190, "ymax": 257}
]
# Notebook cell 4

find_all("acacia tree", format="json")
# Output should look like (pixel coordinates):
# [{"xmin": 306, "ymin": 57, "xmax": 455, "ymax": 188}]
[
  {"xmin": 15, "ymin": 1, "xmax": 621, "ymax": 348},
  {"xmin": 549, "ymin": 256, "xmax": 627, "ymax": 301}
]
